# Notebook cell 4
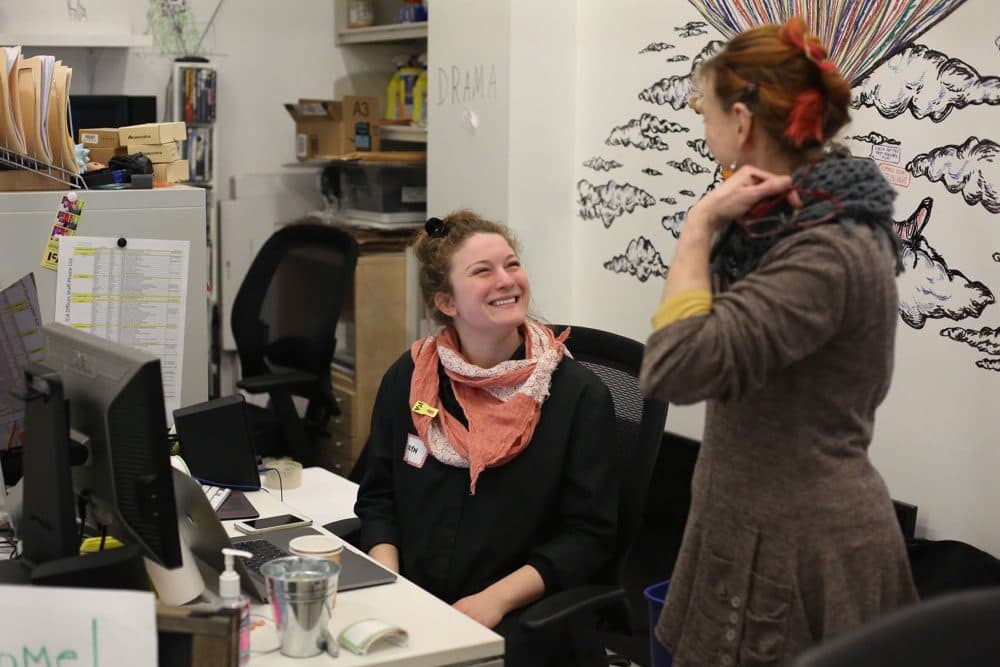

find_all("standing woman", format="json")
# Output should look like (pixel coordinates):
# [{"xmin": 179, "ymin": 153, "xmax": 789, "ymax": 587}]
[
  {"xmin": 355, "ymin": 210, "xmax": 619, "ymax": 665},
  {"xmin": 639, "ymin": 17, "xmax": 918, "ymax": 666}
]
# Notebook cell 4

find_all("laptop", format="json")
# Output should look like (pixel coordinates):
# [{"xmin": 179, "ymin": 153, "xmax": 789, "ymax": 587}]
[{"xmin": 172, "ymin": 469, "xmax": 396, "ymax": 602}]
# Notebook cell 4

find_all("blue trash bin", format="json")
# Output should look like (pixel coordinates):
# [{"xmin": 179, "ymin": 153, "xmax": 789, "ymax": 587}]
[{"xmin": 643, "ymin": 580, "xmax": 673, "ymax": 667}]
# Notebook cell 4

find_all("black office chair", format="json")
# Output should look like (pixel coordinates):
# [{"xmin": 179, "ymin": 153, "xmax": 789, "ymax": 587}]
[
  {"xmin": 518, "ymin": 324, "xmax": 669, "ymax": 665},
  {"xmin": 230, "ymin": 223, "xmax": 358, "ymax": 466},
  {"xmin": 789, "ymin": 586, "xmax": 1000, "ymax": 666}
]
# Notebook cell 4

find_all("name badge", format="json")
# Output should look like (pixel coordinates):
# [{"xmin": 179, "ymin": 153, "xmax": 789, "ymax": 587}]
[
  {"xmin": 411, "ymin": 400, "xmax": 439, "ymax": 418},
  {"xmin": 404, "ymin": 434, "xmax": 429, "ymax": 468}
]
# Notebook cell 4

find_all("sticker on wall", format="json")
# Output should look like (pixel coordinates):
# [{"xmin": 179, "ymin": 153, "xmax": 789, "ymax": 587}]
[
  {"xmin": 583, "ymin": 157, "xmax": 623, "ymax": 172},
  {"xmin": 604, "ymin": 236, "xmax": 669, "ymax": 282},
  {"xmin": 605, "ymin": 114, "xmax": 688, "ymax": 151},
  {"xmin": 939, "ymin": 326, "xmax": 1000, "ymax": 371},
  {"xmin": 576, "ymin": 179, "xmax": 656, "ymax": 228},
  {"xmin": 639, "ymin": 41, "xmax": 724, "ymax": 110},
  {"xmin": 894, "ymin": 198, "xmax": 995, "ymax": 329},
  {"xmin": 906, "ymin": 137, "xmax": 1000, "ymax": 214},
  {"xmin": 852, "ymin": 45, "xmax": 1000, "ymax": 122}
]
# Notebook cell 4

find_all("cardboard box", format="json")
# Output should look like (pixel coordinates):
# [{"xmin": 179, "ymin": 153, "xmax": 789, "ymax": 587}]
[
  {"xmin": 86, "ymin": 146, "xmax": 127, "ymax": 165},
  {"xmin": 284, "ymin": 96, "xmax": 379, "ymax": 160},
  {"xmin": 127, "ymin": 141, "xmax": 181, "ymax": 164},
  {"xmin": 152, "ymin": 159, "xmax": 190, "ymax": 184},
  {"xmin": 79, "ymin": 128, "xmax": 122, "ymax": 148},
  {"xmin": 118, "ymin": 122, "xmax": 186, "ymax": 146}
]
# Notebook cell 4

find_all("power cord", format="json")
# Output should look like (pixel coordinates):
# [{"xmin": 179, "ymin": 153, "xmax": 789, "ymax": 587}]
[{"xmin": 257, "ymin": 467, "xmax": 284, "ymax": 501}]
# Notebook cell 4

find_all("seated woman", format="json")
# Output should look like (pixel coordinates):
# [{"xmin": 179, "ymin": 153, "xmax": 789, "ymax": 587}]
[{"xmin": 354, "ymin": 209, "xmax": 619, "ymax": 665}]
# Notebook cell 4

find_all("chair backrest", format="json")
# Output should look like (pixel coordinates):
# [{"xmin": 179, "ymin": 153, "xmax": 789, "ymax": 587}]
[
  {"xmin": 231, "ymin": 223, "xmax": 358, "ymax": 395},
  {"xmin": 553, "ymin": 325, "xmax": 669, "ymax": 592},
  {"xmin": 790, "ymin": 587, "xmax": 1000, "ymax": 666}
]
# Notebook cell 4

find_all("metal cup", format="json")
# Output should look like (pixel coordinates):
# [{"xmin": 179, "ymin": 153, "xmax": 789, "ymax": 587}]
[{"xmin": 261, "ymin": 556, "xmax": 341, "ymax": 658}]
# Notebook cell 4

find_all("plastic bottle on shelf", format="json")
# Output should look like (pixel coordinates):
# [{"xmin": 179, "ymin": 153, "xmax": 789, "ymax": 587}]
[
  {"xmin": 399, "ymin": 0, "xmax": 427, "ymax": 23},
  {"xmin": 348, "ymin": 0, "xmax": 375, "ymax": 28}
]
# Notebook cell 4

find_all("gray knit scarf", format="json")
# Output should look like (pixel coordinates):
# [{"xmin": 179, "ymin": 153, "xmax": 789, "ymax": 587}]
[{"xmin": 710, "ymin": 147, "xmax": 902, "ymax": 287}]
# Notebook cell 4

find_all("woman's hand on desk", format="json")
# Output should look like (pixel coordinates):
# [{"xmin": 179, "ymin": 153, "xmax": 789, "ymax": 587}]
[
  {"xmin": 368, "ymin": 543, "xmax": 400, "ymax": 573},
  {"xmin": 453, "ymin": 590, "xmax": 506, "ymax": 629}
]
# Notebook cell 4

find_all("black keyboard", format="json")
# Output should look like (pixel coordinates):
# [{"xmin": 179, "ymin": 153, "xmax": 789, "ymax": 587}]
[{"xmin": 237, "ymin": 539, "xmax": 289, "ymax": 576}]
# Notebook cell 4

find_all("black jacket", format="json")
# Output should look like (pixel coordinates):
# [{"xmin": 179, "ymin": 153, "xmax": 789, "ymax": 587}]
[{"xmin": 355, "ymin": 349, "xmax": 619, "ymax": 604}]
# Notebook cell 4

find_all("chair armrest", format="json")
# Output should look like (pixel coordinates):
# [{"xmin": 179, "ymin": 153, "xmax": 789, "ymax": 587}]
[
  {"xmin": 520, "ymin": 585, "xmax": 626, "ymax": 631},
  {"xmin": 323, "ymin": 518, "xmax": 361, "ymax": 548},
  {"xmin": 237, "ymin": 370, "xmax": 318, "ymax": 394}
]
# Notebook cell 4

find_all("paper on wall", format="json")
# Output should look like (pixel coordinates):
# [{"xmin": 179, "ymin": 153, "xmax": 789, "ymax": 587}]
[{"xmin": 54, "ymin": 236, "xmax": 189, "ymax": 425}]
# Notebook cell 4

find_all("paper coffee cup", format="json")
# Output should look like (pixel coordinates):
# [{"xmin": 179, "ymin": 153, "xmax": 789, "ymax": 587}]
[{"xmin": 289, "ymin": 534, "xmax": 344, "ymax": 563}]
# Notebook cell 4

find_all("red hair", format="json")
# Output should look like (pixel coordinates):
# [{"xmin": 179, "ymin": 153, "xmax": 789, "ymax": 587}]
[{"xmin": 697, "ymin": 16, "xmax": 851, "ymax": 152}]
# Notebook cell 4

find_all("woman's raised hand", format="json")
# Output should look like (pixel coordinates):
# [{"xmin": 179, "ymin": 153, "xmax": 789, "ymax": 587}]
[{"xmin": 688, "ymin": 166, "xmax": 800, "ymax": 234}]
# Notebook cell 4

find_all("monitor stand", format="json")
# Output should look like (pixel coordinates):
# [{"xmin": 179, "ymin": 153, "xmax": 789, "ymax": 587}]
[{"xmin": 0, "ymin": 543, "xmax": 149, "ymax": 591}]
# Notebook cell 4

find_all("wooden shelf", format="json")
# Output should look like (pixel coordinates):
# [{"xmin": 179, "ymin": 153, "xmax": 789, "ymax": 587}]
[
  {"xmin": 2, "ymin": 33, "xmax": 153, "ymax": 48},
  {"xmin": 337, "ymin": 22, "xmax": 427, "ymax": 44}
]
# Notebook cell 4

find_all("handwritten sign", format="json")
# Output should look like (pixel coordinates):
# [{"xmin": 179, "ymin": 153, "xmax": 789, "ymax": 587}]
[
  {"xmin": 871, "ymin": 144, "xmax": 902, "ymax": 164},
  {"xmin": 0, "ymin": 585, "xmax": 156, "ymax": 666},
  {"xmin": 876, "ymin": 161, "xmax": 912, "ymax": 188},
  {"xmin": 435, "ymin": 64, "xmax": 499, "ymax": 105}
]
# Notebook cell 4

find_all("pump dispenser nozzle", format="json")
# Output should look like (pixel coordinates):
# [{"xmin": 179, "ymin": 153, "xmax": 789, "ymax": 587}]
[{"xmin": 220, "ymin": 548, "xmax": 252, "ymax": 600}]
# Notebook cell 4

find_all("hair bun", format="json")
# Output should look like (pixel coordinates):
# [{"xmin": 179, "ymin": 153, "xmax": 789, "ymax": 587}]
[{"xmin": 425, "ymin": 217, "xmax": 447, "ymax": 238}]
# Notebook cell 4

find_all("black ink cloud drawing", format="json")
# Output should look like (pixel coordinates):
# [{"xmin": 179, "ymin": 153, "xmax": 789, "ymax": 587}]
[
  {"xmin": 940, "ymin": 327, "xmax": 1000, "ymax": 372},
  {"xmin": 853, "ymin": 44, "xmax": 1000, "ymax": 122},
  {"xmin": 687, "ymin": 138, "xmax": 713, "ymax": 158},
  {"xmin": 894, "ymin": 198, "xmax": 995, "ymax": 329},
  {"xmin": 850, "ymin": 132, "xmax": 900, "ymax": 146},
  {"xmin": 660, "ymin": 197, "xmax": 677, "ymax": 205},
  {"xmin": 679, "ymin": 189, "xmax": 697, "ymax": 197},
  {"xmin": 639, "ymin": 42, "xmax": 674, "ymax": 53},
  {"xmin": 643, "ymin": 168, "xmax": 663, "ymax": 176},
  {"xmin": 994, "ymin": 252, "xmax": 1000, "ymax": 262},
  {"xmin": 662, "ymin": 211, "xmax": 686, "ymax": 238},
  {"xmin": 604, "ymin": 236, "xmax": 668, "ymax": 282},
  {"xmin": 605, "ymin": 114, "xmax": 687, "ymax": 151},
  {"xmin": 576, "ymin": 179, "xmax": 656, "ymax": 228},
  {"xmin": 639, "ymin": 41, "xmax": 724, "ymax": 110},
  {"xmin": 666, "ymin": 55, "xmax": 690, "ymax": 63},
  {"xmin": 907, "ymin": 137, "xmax": 1000, "ymax": 214},
  {"xmin": 667, "ymin": 158, "xmax": 711, "ymax": 175},
  {"xmin": 583, "ymin": 157, "xmax": 623, "ymax": 172}
]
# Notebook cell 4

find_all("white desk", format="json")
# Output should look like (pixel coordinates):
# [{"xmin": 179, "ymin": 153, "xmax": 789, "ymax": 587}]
[{"xmin": 225, "ymin": 468, "xmax": 504, "ymax": 667}]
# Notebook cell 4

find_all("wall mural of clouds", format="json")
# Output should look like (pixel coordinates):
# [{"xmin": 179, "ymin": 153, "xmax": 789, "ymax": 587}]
[
  {"xmin": 576, "ymin": 179, "xmax": 656, "ymax": 228},
  {"xmin": 852, "ymin": 44, "xmax": 1000, "ymax": 122},
  {"xmin": 907, "ymin": 137, "xmax": 1000, "ymax": 214},
  {"xmin": 604, "ymin": 236, "xmax": 669, "ymax": 282},
  {"xmin": 894, "ymin": 198, "xmax": 995, "ymax": 329}
]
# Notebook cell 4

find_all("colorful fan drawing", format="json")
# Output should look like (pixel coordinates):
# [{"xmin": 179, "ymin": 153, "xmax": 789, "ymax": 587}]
[{"xmin": 686, "ymin": 0, "xmax": 970, "ymax": 85}]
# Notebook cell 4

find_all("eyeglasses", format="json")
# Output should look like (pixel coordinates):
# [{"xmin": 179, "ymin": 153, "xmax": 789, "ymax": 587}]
[{"xmin": 736, "ymin": 163, "xmax": 844, "ymax": 239}]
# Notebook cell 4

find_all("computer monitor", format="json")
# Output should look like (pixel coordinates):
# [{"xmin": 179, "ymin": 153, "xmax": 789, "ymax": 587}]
[{"xmin": 43, "ymin": 323, "xmax": 182, "ymax": 568}]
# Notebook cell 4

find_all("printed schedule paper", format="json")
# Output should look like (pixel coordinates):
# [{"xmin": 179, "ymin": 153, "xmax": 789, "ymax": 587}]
[
  {"xmin": 0, "ymin": 273, "xmax": 45, "ymax": 451},
  {"xmin": 54, "ymin": 236, "xmax": 189, "ymax": 424}
]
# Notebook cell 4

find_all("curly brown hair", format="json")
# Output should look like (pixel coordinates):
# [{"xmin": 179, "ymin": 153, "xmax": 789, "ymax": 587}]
[{"xmin": 412, "ymin": 209, "xmax": 520, "ymax": 326}]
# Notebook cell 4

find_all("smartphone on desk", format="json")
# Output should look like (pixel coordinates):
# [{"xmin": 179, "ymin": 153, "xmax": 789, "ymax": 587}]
[{"xmin": 234, "ymin": 514, "xmax": 312, "ymax": 535}]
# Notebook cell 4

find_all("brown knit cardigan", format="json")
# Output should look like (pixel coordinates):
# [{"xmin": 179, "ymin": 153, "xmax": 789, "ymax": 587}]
[{"xmin": 640, "ymin": 224, "xmax": 918, "ymax": 666}]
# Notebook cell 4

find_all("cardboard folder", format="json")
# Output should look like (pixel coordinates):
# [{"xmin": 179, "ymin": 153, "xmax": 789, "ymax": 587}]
[
  {"xmin": 17, "ymin": 55, "xmax": 56, "ymax": 164},
  {"xmin": 0, "ymin": 46, "xmax": 27, "ymax": 154},
  {"xmin": 46, "ymin": 62, "xmax": 78, "ymax": 173}
]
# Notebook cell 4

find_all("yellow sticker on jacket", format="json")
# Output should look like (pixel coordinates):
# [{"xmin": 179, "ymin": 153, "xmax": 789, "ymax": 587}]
[{"xmin": 411, "ymin": 400, "xmax": 439, "ymax": 418}]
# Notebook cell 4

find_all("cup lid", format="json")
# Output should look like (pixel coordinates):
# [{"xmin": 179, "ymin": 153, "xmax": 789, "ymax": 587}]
[{"xmin": 289, "ymin": 534, "xmax": 344, "ymax": 555}]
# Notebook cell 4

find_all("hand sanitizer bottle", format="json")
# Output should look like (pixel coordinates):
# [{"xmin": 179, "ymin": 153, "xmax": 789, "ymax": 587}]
[{"xmin": 221, "ymin": 548, "xmax": 253, "ymax": 666}]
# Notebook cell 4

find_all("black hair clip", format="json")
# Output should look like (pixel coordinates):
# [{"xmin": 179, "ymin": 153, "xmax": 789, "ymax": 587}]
[{"xmin": 425, "ymin": 217, "xmax": 448, "ymax": 238}]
